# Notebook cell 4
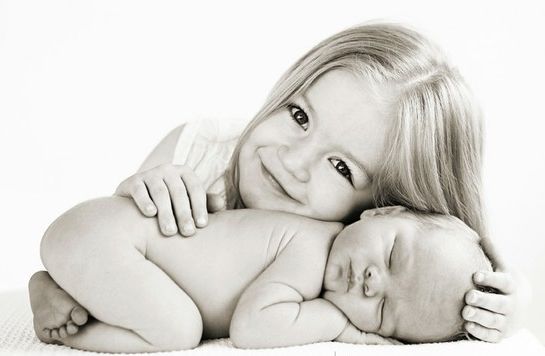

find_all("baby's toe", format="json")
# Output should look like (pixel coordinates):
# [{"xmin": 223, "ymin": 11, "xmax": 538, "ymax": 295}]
[
  {"xmin": 42, "ymin": 328, "xmax": 52, "ymax": 340},
  {"xmin": 34, "ymin": 323, "xmax": 61, "ymax": 345},
  {"xmin": 51, "ymin": 329, "xmax": 60, "ymax": 339},
  {"xmin": 70, "ymin": 306, "xmax": 88, "ymax": 326},
  {"xmin": 66, "ymin": 321, "xmax": 78, "ymax": 335},
  {"xmin": 58, "ymin": 326, "xmax": 68, "ymax": 338}
]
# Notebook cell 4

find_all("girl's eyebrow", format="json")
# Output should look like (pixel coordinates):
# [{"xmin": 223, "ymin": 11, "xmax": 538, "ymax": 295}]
[
  {"xmin": 301, "ymin": 93, "xmax": 317, "ymax": 117},
  {"xmin": 302, "ymin": 93, "xmax": 373, "ymax": 181}
]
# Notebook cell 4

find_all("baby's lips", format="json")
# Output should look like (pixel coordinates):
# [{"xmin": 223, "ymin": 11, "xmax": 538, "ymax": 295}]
[{"xmin": 323, "ymin": 264, "xmax": 345, "ymax": 291}]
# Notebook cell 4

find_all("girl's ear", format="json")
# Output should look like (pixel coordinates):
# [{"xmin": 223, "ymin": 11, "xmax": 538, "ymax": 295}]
[{"xmin": 360, "ymin": 205, "xmax": 407, "ymax": 219}]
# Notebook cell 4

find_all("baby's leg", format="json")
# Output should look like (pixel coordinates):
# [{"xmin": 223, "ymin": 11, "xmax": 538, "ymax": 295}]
[
  {"xmin": 40, "ymin": 197, "xmax": 203, "ymax": 352},
  {"xmin": 29, "ymin": 271, "xmax": 88, "ymax": 341},
  {"xmin": 52, "ymin": 256, "xmax": 202, "ymax": 353}
]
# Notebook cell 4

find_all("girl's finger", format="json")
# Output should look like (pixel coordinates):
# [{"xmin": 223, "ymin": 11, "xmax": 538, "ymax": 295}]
[
  {"xmin": 145, "ymin": 178, "xmax": 177, "ymax": 236},
  {"xmin": 465, "ymin": 289, "xmax": 513, "ymax": 315},
  {"xmin": 465, "ymin": 322, "xmax": 502, "ymax": 343},
  {"xmin": 129, "ymin": 180, "xmax": 157, "ymax": 217},
  {"xmin": 473, "ymin": 271, "xmax": 515, "ymax": 294},
  {"xmin": 207, "ymin": 193, "xmax": 226, "ymax": 213},
  {"xmin": 462, "ymin": 306, "xmax": 506, "ymax": 332},
  {"xmin": 177, "ymin": 167, "xmax": 208, "ymax": 228},
  {"xmin": 113, "ymin": 177, "xmax": 131, "ymax": 196},
  {"xmin": 162, "ymin": 173, "xmax": 196, "ymax": 237}
]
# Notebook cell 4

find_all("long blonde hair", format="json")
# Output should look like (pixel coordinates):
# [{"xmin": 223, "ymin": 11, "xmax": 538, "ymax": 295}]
[{"xmin": 224, "ymin": 22, "xmax": 486, "ymax": 238}]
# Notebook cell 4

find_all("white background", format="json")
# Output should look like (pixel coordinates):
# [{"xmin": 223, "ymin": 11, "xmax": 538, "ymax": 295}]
[{"xmin": 1, "ymin": 0, "xmax": 544, "ymax": 344}]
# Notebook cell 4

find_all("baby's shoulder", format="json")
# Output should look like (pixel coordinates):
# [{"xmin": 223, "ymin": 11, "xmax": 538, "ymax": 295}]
[
  {"xmin": 217, "ymin": 209, "xmax": 341, "ymax": 235},
  {"xmin": 211, "ymin": 209, "xmax": 342, "ymax": 252},
  {"xmin": 234, "ymin": 209, "xmax": 342, "ymax": 256}
]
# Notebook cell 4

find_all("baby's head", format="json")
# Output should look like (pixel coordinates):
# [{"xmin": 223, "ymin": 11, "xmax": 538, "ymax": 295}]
[
  {"xmin": 225, "ymin": 21, "xmax": 484, "ymax": 239},
  {"xmin": 323, "ymin": 206, "xmax": 492, "ymax": 343}
]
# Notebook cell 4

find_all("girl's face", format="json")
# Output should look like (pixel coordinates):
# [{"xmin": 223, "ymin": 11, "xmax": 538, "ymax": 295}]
[{"xmin": 237, "ymin": 69, "xmax": 395, "ymax": 221}]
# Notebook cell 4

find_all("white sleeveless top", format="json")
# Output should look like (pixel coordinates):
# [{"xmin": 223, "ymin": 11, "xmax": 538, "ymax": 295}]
[{"xmin": 171, "ymin": 118, "xmax": 248, "ymax": 200}]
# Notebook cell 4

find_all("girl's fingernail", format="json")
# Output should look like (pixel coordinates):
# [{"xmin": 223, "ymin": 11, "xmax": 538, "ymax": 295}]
[
  {"xmin": 474, "ymin": 272, "xmax": 484, "ymax": 283},
  {"xmin": 146, "ymin": 205, "xmax": 156, "ymax": 214},
  {"xmin": 466, "ymin": 322, "xmax": 474, "ymax": 330},
  {"xmin": 183, "ymin": 223, "xmax": 195, "ymax": 234},
  {"xmin": 468, "ymin": 291, "xmax": 478, "ymax": 303},
  {"xmin": 197, "ymin": 217, "xmax": 207, "ymax": 226},
  {"xmin": 165, "ymin": 224, "xmax": 176, "ymax": 234},
  {"xmin": 465, "ymin": 307, "xmax": 475, "ymax": 318}
]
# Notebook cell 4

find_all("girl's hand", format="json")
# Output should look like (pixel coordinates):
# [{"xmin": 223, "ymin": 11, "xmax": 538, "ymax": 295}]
[
  {"xmin": 335, "ymin": 321, "xmax": 402, "ymax": 345},
  {"xmin": 462, "ymin": 270, "xmax": 525, "ymax": 342},
  {"xmin": 114, "ymin": 164, "xmax": 212, "ymax": 237}
]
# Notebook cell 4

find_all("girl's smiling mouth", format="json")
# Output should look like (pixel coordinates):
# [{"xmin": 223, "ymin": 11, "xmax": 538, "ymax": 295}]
[{"xmin": 259, "ymin": 156, "xmax": 304, "ymax": 204}]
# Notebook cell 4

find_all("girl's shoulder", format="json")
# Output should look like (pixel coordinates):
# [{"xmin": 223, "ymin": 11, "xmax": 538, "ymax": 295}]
[
  {"xmin": 172, "ymin": 118, "xmax": 250, "ymax": 193},
  {"xmin": 172, "ymin": 118, "xmax": 247, "ymax": 165},
  {"xmin": 187, "ymin": 117, "xmax": 249, "ymax": 143}
]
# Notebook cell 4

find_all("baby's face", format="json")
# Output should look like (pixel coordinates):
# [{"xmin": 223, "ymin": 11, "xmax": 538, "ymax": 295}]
[
  {"xmin": 237, "ymin": 69, "xmax": 394, "ymax": 221},
  {"xmin": 323, "ymin": 212, "xmax": 473, "ymax": 342}
]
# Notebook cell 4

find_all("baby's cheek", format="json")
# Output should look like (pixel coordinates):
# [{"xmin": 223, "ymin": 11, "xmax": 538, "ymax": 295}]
[{"xmin": 342, "ymin": 299, "xmax": 381, "ymax": 332}]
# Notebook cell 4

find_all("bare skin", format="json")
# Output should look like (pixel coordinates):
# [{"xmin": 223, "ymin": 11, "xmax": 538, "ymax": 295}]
[
  {"xmin": 35, "ymin": 197, "xmax": 344, "ymax": 352},
  {"xmin": 29, "ymin": 271, "xmax": 88, "ymax": 342}
]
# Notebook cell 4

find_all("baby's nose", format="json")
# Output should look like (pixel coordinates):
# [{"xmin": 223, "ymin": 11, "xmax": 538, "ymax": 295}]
[{"xmin": 363, "ymin": 265, "xmax": 383, "ymax": 297}]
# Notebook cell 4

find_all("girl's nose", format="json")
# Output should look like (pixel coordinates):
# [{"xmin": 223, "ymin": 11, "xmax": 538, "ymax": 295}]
[
  {"xmin": 277, "ymin": 145, "xmax": 310, "ymax": 182},
  {"xmin": 363, "ymin": 265, "xmax": 383, "ymax": 297}
]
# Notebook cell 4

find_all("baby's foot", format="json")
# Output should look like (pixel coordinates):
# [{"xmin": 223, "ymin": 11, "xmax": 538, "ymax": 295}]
[{"xmin": 29, "ymin": 271, "xmax": 89, "ymax": 342}]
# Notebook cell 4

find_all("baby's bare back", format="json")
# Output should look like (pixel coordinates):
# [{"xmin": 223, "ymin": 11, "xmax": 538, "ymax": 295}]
[
  {"xmin": 42, "ymin": 197, "xmax": 339, "ymax": 342},
  {"xmin": 142, "ymin": 208, "xmax": 333, "ymax": 338}
]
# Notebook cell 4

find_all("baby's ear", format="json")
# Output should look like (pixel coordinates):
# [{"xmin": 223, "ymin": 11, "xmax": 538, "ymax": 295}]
[{"xmin": 360, "ymin": 205, "xmax": 407, "ymax": 219}]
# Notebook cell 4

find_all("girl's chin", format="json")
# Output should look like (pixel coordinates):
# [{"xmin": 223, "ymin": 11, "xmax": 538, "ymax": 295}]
[{"xmin": 240, "ymin": 190, "xmax": 290, "ymax": 211}]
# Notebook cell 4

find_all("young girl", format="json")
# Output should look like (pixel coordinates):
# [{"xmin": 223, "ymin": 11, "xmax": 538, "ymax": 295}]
[{"xmin": 29, "ymin": 22, "xmax": 521, "ymax": 344}]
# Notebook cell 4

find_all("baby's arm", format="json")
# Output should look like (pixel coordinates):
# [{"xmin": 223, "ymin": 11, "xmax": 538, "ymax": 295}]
[
  {"xmin": 40, "ymin": 197, "xmax": 202, "ymax": 352},
  {"xmin": 230, "ymin": 220, "xmax": 349, "ymax": 348}
]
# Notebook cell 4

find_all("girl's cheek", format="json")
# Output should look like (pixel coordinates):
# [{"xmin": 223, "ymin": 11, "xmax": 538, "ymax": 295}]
[{"xmin": 309, "ymin": 182, "xmax": 351, "ymax": 220}]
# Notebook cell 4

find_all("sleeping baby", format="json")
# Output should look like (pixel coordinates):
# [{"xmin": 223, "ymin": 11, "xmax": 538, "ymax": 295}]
[{"xmin": 33, "ymin": 197, "xmax": 491, "ymax": 352}]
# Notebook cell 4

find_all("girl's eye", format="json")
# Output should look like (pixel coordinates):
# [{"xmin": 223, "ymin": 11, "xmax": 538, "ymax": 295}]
[
  {"xmin": 329, "ymin": 158, "xmax": 353, "ymax": 184},
  {"xmin": 288, "ymin": 105, "xmax": 309, "ymax": 131}
]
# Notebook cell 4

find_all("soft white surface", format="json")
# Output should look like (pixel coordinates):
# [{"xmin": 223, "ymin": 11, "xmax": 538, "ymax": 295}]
[{"xmin": 0, "ymin": 289, "xmax": 543, "ymax": 356}]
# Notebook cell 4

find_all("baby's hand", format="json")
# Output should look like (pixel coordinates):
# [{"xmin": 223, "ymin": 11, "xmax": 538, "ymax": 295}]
[
  {"xmin": 115, "ymin": 164, "xmax": 216, "ymax": 237},
  {"xmin": 335, "ymin": 321, "xmax": 402, "ymax": 345},
  {"xmin": 463, "ymin": 270, "xmax": 526, "ymax": 342}
]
